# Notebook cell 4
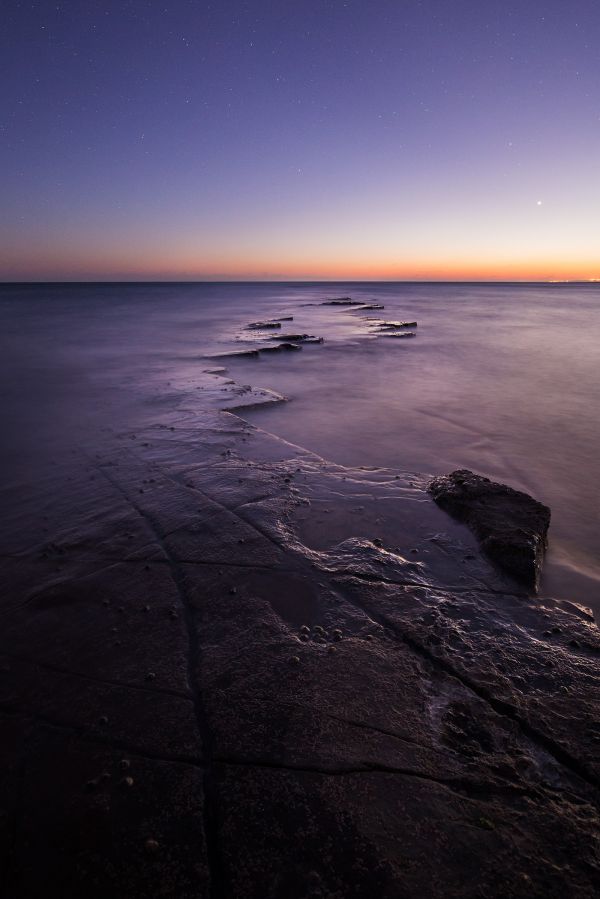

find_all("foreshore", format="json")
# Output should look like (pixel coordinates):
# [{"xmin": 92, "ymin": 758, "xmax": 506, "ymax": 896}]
[{"xmin": 1, "ymin": 361, "xmax": 599, "ymax": 898}]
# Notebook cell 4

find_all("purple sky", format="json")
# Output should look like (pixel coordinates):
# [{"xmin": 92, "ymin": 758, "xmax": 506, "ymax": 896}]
[{"xmin": 2, "ymin": 0, "xmax": 599, "ymax": 280}]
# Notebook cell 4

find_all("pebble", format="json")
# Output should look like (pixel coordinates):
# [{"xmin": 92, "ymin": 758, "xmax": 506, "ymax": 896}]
[
  {"xmin": 229, "ymin": 587, "xmax": 237, "ymax": 595},
  {"xmin": 146, "ymin": 672, "xmax": 156, "ymax": 681},
  {"xmin": 300, "ymin": 625, "xmax": 310, "ymax": 634},
  {"xmin": 145, "ymin": 838, "xmax": 160, "ymax": 854},
  {"xmin": 98, "ymin": 716, "xmax": 109, "ymax": 726},
  {"xmin": 120, "ymin": 776, "xmax": 134, "ymax": 788},
  {"xmin": 119, "ymin": 759, "xmax": 131, "ymax": 770},
  {"xmin": 290, "ymin": 656, "xmax": 300, "ymax": 665}
]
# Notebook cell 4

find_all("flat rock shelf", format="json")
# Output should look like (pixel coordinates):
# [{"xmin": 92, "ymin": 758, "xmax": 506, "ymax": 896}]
[{"xmin": 0, "ymin": 369, "xmax": 598, "ymax": 898}]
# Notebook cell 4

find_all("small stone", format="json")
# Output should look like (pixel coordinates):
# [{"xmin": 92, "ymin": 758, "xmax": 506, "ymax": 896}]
[
  {"xmin": 290, "ymin": 656, "xmax": 300, "ymax": 665},
  {"xmin": 102, "ymin": 599, "xmax": 110, "ymax": 606},
  {"xmin": 365, "ymin": 634, "xmax": 374, "ymax": 641},
  {"xmin": 120, "ymin": 776, "xmax": 134, "ymax": 788},
  {"xmin": 373, "ymin": 538, "xmax": 383, "ymax": 548},
  {"xmin": 100, "ymin": 771, "xmax": 111, "ymax": 781},
  {"xmin": 300, "ymin": 625, "xmax": 310, "ymax": 634},
  {"xmin": 569, "ymin": 639, "xmax": 580, "ymax": 648},
  {"xmin": 145, "ymin": 838, "xmax": 160, "ymax": 854},
  {"xmin": 229, "ymin": 587, "xmax": 237, "ymax": 595},
  {"xmin": 119, "ymin": 759, "xmax": 131, "ymax": 770},
  {"xmin": 86, "ymin": 779, "xmax": 99, "ymax": 792},
  {"xmin": 332, "ymin": 629, "xmax": 343, "ymax": 641},
  {"xmin": 169, "ymin": 610, "xmax": 178, "ymax": 620},
  {"xmin": 146, "ymin": 672, "xmax": 156, "ymax": 681},
  {"xmin": 98, "ymin": 716, "xmax": 109, "ymax": 726},
  {"xmin": 299, "ymin": 633, "xmax": 308, "ymax": 642},
  {"xmin": 327, "ymin": 645, "xmax": 336, "ymax": 654},
  {"xmin": 314, "ymin": 625, "xmax": 324, "ymax": 634},
  {"xmin": 143, "ymin": 604, "xmax": 150, "ymax": 612}
]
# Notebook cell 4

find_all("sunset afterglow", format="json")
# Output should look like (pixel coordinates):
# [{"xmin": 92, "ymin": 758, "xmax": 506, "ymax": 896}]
[{"xmin": 2, "ymin": 2, "xmax": 599, "ymax": 281}]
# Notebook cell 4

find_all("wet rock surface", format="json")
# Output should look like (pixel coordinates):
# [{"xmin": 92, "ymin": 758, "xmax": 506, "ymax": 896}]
[
  {"xmin": 429, "ymin": 469, "xmax": 551, "ymax": 589},
  {"xmin": 0, "ymin": 372, "xmax": 598, "ymax": 898}
]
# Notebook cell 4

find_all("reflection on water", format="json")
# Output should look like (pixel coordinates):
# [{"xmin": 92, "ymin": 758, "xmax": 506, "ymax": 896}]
[{"xmin": 1, "ymin": 281, "xmax": 599, "ymax": 609}]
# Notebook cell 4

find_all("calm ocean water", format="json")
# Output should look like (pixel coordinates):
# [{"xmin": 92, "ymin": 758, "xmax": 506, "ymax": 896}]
[{"xmin": 1, "ymin": 281, "xmax": 598, "ymax": 609}]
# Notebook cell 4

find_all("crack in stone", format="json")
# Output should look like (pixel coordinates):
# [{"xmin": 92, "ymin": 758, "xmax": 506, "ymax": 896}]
[
  {"xmin": 0, "ymin": 703, "xmax": 203, "ymax": 768},
  {"xmin": 333, "ymin": 577, "xmax": 600, "ymax": 794},
  {"xmin": 0, "ymin": 647, "xmax": 192, "ymax": 701},
  {"xmin": 94, "ymin": 462, "xmax": 226, "ymax": 899},
  {"xmin": 212, "ymin": 754, "xmax": 537, "ymax": 801}
]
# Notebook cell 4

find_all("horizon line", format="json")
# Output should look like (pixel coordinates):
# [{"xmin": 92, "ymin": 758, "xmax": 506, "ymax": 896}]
[{"xmin": 2, "ymin": 278, "xmax": 599, "ymax": 286}]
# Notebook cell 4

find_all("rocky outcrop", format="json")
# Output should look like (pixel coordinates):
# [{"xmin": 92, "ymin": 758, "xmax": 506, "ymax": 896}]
[
  {"xmin": 273, "ymin": 334, "xmax": 323, "ymax": 344},
  {"xmin": 260, "ymin": 342, "xmax": 302, "ymax": 353},
  {"xmin": 321, "ymin": 298, "xmax": 364, "ymax": 306},
  {"xmin": 372, "ymin": 320, "xmax": 418, "ymax": 330},
  {"xmin": 429, "ymin": 469, "xmax": 551, "ymax": 589}
]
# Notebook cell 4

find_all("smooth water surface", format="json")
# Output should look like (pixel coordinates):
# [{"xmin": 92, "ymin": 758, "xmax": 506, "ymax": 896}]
[{"xmin": 1, "ymin": 281, "xmax": 598, "ymax": 609}]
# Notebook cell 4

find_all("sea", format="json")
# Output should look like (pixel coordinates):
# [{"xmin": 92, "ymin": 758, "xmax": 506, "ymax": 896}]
[{"xmin": 1, "ymin": 281, "xmax": 598, "ymax": 610}]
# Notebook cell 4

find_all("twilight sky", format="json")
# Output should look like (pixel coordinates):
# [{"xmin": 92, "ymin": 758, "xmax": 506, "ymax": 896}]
[{"xmin": 2, "ymin": 0, "xmax": 599, "ymax": 280}]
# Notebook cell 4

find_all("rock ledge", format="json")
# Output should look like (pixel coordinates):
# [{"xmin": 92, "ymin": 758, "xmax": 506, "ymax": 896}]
[{"xmin": 429, "ymin": 468, "xmax": 551, "ymax": 589}]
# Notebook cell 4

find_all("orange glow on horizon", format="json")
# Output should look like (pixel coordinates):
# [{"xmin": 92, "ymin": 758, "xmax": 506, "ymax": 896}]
[{"xmin": 2, "ymin": 247, "xmax": 599, "ymax": 283}]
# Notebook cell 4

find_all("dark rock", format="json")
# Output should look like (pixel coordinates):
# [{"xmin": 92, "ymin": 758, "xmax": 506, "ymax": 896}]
[
  {"xmin": 217, "ymin": 349, "xmax": 260, "ymax": 359},
  {"xmin": 272, "ymin": 333, "xmax": 311, "ymax": 342},
  {"xmin": 428, "ymin": 469, "xmax": 551, "ymax": 589},
  {"xmin": 271, "ymin": 334, "xmax": 324, "ymax": 344},
  {"xmin": 321, "ymin": 299, "xmax": 365, "ymax": 306},
  {"xmin": 246, "ymin": 322, "xmax": 282, "ymax": 330},
  {"xmin": 374, "ymin": 321, "xmax": 418, "ymax": 330},
  {"xmin": 259, "ymin": 343, "xmax": 302, "ymax": 353}
]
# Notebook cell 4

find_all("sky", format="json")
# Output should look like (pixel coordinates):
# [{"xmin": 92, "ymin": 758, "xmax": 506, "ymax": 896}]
[{"xmin": 1, "ymin": 0, "xmax": 599, "ymax": 281}]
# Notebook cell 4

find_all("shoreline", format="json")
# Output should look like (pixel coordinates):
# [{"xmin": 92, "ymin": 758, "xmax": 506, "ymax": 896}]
[{"xmin": 1, "ymin": 361, "xmax": 599, "ymax": 896}]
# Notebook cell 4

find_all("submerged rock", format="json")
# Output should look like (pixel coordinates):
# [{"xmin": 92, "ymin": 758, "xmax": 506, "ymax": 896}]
[
  {"xmin": 272, "ymin": 334, "xmax": 323, "ymax": 344},
  {"xmin": 373, "ymin": 321, "xmax": 418, "ymax": 330},
  {"xmin": 321, "ymin": 298, "xmax": 364, "ymax": 306},
  {"xmin": 260, "ymin": 343, "xmax": 302, "ymax": 353},
  {"xmin": 216, "ymin": 349, "xmax": 260, "ymax": 359},
  {"xmin": 246, "ymin": 322, "xmax": 282, "ymax": 330},
  {"xmin": 428, "ymin": 469, "xmax": 551, "ymax": 589}
]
